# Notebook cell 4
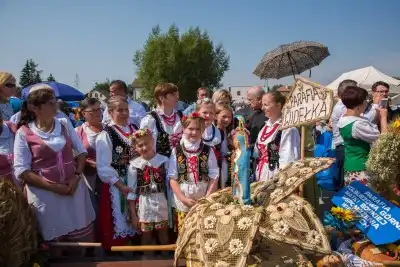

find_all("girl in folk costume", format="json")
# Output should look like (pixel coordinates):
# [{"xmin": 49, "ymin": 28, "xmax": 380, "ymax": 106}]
[
  {"xmin": 96, "ymin": 96, "xmax": 139, "ymax": 249},
  {"xmin": 254, "ymin": 91, "xmax": 300, "ymax": 181},
  {"xmin": 215, "ymin": 104, "xmax": 234, "ymax": 188},
  {"xmin": 196, "ymin": 98, "xmax": 221, "ymax": 154},
  {"xmin": 338, "ymin": 86, "xmax": 387, "ymax": 185},
  {"xmin": 13, "ymin": 86, "xmax": 95, "ymax": 242},
  {"xmin": 168, "ymin": 113, "xmax": 219, "ymax": 232},
  {"xmin": 75, "ymin": 97, "xmax": 103, "ymax": 213},
  {"xmin": 0, "ymin": 113, "xmax": 18, "ymax": 185},
  {"xmin": 140, "ymin": 83, "xmax": 182, "ymax": 157},
  {"xmin": 127, "ymin": 129, "xmax": 170, "ymax": 258}
]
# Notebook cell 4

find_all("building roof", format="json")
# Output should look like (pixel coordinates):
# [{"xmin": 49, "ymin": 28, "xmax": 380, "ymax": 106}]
[
  {"xmin": 277, "ymin": 86, "xmax": 292, "ymax": 93},
  {"xmin": 132, "ymin": 79, "xmax": 143, "ymax": 89},
  {"xmin": 90, "ymin": 87, "xmax": 110, "ymax": 97}
]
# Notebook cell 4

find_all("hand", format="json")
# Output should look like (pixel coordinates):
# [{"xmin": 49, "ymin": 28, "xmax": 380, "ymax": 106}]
[
  {"xmin": 131, "ymin": 215, "xmax": 141, "ymax": 234},
  {"xmin": 376, "ymin": 107, "xmax": 388, "ymax": 120},
  {"xmin": 50, "ymin": 183, "xmax": 71, "ymax": 195},
  {"xmin": 183, "ymin": 197, "xmax": 197, "ymax": 207},
  {"xmin": 373, "ymin": 94, "xmax": 383, "ymax": 105},
  {"xmin": 67, "ymin": 175, "xmax": 81, "ymax": 195},
  {"xmin": 120, "ymin": 185, "xmax": 134, "ymax": 197},
  {"xmin": 86, "ymin": 159, "xmax": 96, "ymax": 168}
]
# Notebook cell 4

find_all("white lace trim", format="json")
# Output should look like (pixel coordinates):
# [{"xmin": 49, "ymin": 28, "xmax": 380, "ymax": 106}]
[{"xmin": 109, "ymin": 182, "xmax": 136, "ymax": 239}]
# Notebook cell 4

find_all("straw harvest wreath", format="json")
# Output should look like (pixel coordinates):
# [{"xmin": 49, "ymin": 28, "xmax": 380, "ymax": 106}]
[{"xmin": 174, "ymin": 157, "xmax": 336, "ymax": 267}]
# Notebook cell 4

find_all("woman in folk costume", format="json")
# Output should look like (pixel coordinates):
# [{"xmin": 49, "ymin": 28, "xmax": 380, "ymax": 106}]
[
  {"xmin": 338, "ymin": 86, "xmax": 387, "ymax": 185},
  {"xmin": 127, "ymin": 129, "xmax": 170, "ymax": 259},
  {"xmin": 254, "ymin": 91, "xmax": 300, "ymax": 181},
  {"xmin": 215, "ymin": 104, "xmax": 234, "ymax": 188},
  {"xmin": 168, "ymin": 112, "xmax": 219, "ymax": 233},
  {"xmin": 13, "ymin": 85, "xmax": 95, "ymax": 241},
  {"xmin": 96, "ymin": 96, "xmax": 139, "ymax": 249},
  {"xmin": 196, "ymin": 98, "xmax": 221, "ymax": 156},
  {"xmin": 0, "ymin": 72, "xmax": 16, "ymax": 121},
  {"xmin": 75, "ymin": 97, "xmax": 103, "ymax": 213},
  {"xmin": 0, "ymin": 113, "xmax": 18, "ymax": 185},
  {"xmin": 140, "ymin": 83, "xmax": 182, "ymax": 157}
]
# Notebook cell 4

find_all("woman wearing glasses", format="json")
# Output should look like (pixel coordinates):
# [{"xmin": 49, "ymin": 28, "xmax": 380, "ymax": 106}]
[{"xmin": 0, "ymin": 72, "xmax": 17, "ymax": 120}]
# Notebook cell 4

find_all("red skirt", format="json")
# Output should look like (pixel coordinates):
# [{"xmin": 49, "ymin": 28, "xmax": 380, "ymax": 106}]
[{"xmin": 97, "ymin": 183, "xmax": 129, "ymax": 250}]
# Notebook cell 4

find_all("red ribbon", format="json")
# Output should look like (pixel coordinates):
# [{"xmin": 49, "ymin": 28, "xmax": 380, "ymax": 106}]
[
  {"xmin": 143, "ymin": 166, "xmax": 160, "ymax": 183},
  {"xmin": 256, "ymin": 143, "xmax": 268, "ymax": 180},
  {"xmin": 187, "ymin": 156, "xmax": 199, "ymax": 184}
]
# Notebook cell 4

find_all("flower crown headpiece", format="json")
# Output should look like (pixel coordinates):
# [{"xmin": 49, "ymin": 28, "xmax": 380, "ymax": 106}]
[
  {"xmin": 133, "ymin": 128, "xmax": 151, "ymax": 139},
  {"xmin": 196, "ymin": 97, "xmax": 212, "ymax": 105},
  {"xmin": 181, "ymin": 112, "xmax": 202, "ymax": 123}
]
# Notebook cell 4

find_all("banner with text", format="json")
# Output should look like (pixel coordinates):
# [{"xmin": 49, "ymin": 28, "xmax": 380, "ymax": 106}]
[
  {"xmin": 281, "ymin": 77, "xmax": 333, "ymax": 129},
  {"xmin": 332, "ymin": 181, "xmax": 400, "ymax": 245}
]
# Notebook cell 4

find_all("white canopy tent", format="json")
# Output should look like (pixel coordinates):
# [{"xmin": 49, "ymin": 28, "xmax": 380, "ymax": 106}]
[{"xmin": 327, "ymin": 66, "xmax": 400, "ymax": 95}]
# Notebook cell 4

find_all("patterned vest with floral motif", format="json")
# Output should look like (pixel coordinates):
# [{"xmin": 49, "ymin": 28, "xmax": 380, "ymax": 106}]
[
  {"xmin": 136, "ymin": 165, "xmax": 166, "ymax": 195},
  {"xmin": 175, "ymin": 143, "xmax": 210, "ymax": 183},
  {"xmin": 267, "ymin": 130, "xmax": 282, "ymax": 171},
  {"xmin": 150, "ymin": 111, "xmax": 182, "ymax": 157},
  {"xmin": 104, "ymin": 125, "xmax": 138, "ymax": 178}
]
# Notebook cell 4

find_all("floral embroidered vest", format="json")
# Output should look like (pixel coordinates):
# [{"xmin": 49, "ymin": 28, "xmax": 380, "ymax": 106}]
[
  {"xmin": 104, "ymin": 125, "xmax": 138, "ymax": 178},
  {"xmin": 267, "ymin": 130, "xmax": 282, "ymax": 171},
  {"xmin": 136, "ymin": 165, "xmax": 166, "ymax": 195},
  {"xmin": 150, "ymin": 111, "xmax": 182, "ymax": 157},
  {"xmin": 175, "ymin": 143, "xmax": 210, "ymax": 183}
]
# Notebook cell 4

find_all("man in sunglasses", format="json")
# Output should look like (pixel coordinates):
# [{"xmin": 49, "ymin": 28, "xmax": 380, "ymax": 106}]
[{"xmin": 0, "ymin": 72, "xmax": 17, "ymax": 120}]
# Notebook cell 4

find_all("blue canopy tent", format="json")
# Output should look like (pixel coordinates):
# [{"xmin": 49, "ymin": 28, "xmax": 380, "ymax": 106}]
[{"xmin": 22, "ymin": 82, "xmax": 85, "ymax": 101}]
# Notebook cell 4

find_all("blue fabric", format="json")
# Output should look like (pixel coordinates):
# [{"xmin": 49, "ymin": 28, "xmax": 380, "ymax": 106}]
[
  {"xmin": 22, "ymin": 82, "xmax": 85, "ymax": 101},
  {"xmin": 183, "ymin": 103, "xmax": 196, "ymax": 115},
  {"xmin": 9, "ymin": 97, "xmax": 23, "ymax": 113},
  {"xmin": 314, "ymin": 131, "xmax": 338, "ymax": 191}
]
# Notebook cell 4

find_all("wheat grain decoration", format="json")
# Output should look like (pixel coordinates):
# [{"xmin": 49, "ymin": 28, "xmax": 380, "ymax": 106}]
[{"xmin": 0, "ymin": 180, "xmax": 38, "ymax": 267}]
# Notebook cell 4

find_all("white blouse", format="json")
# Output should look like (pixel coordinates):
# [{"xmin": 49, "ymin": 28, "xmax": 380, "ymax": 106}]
[
  {"xmin": 13, "ymin": 118, "xmax": 87, "ymax": 178},
  {"xmin": 75, "ymin": 122, "xmax": 103, "ymax": 149},
  {"xmin": 96, "ymin": 121, "xmax": 135, "ymax": 185},
  {"xmin": 202, "ymin": 124, "xmax": 221, "ymax": 147},
  {"xmin": 168, "ymin": 138, "xmax": 219, "ymax": 212},
  {"xmin": 139, "ymin": 109, "xmax": 182, "ymax": 150},
  {"xmin": 0, "ymin": 103, "xmax": 14, "ymax": 121},
  {"xmin": 0, "ymin": 122, "xmax": 14, "ymax": 155},
  {"xmin": 102, "ymin": 97, "xmax": 146, "ymax": 127},
  {"xmin": 337, "ymin": 116, "xmax": 380, "ymax": 144}
]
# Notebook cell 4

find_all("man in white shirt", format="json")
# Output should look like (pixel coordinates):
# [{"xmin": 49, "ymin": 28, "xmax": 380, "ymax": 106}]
[{"xmin": 102, "ymin": 80, "xmax": 146, "ymax": 127}]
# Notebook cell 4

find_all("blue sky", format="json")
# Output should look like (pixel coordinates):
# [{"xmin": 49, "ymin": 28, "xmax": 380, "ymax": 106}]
[{"xmin": 1, "ymin": 0, "xmax": 399, "ymax": 93}]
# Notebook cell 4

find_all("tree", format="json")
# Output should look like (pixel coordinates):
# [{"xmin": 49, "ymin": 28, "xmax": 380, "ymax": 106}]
[
  {"xmin": 19, "ymin": 59, "xmax": 43, "ymax": 87},
  {"xmin": 133, "ymin": 25, "xmax": 230, "ymax": 102},
  {"xmin": 47, "ymin": 73, "xmax": 56, "ymax": 82},
  {"xmin": 92, "ymin": 79, "xmax": 110, "ymax": 92}
]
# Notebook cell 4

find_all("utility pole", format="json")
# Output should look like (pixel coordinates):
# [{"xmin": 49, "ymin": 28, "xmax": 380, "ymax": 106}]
[{"xmin": 74, "ymin": 74, "xmax": 80, "ymax": 90}]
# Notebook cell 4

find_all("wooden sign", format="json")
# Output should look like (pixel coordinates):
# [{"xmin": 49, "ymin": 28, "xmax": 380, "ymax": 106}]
[{"xmin": 281, "ymin": 77, "xmax": 333, "ymax": 129}]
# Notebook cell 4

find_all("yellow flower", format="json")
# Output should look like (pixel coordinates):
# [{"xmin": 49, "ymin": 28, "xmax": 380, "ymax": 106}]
[
  {"xmin": 331, "ymin": 207, "xmax": 355, "ymax": 222},
  {"xmin": 33, "ymin": 263, "xmax": 41, "ymax": 267},
  {"xmin": 392, "ymin": 118, "xmax": 400, "ymax": 131}
]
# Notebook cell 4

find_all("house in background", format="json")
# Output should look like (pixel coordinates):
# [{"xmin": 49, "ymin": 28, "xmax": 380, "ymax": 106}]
[
  {"xmin": 228, "ymin": 86, "xmax": 251, "ymax": 103},
  {"xmin": 86, "ymin": 87, "xmax": 109, "ymax": 102},
  {"xmin": 131, "ymin": 79, "xmax": 144, "ymax": 101}
]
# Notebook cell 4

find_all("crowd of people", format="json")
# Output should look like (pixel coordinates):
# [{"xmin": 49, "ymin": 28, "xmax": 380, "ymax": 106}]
[{"xmin": 0, "ymin": 70, "xmax": 398, "ymax": 261}]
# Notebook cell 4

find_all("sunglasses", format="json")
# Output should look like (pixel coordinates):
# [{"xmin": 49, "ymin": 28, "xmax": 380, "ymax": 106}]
[{"xmin": 5, "ymin": 83, "xmax": 16, "ymax": 88}]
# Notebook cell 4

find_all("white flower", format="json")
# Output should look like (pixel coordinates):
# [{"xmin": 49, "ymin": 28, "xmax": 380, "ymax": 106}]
[
  {"xmin": 272, "ymin": 220, "xmax": 290, "ymax": 235},
  {"xmin": 215, "ymin": 204, "xmax": 242, "ymax": 225},
  {"xmin": 299, "ymin": 167, "xmax": 313, "ymax": 175},
  {"xmin": 309, "ymin": 160, "xmax": 322, "ymax": 168},
  {"xmin": 285, "ymin": 176, "xmax": 298, "ymax": 186},
  {"xmin": 242, "ymin": 205, "xmax": 254, "ymax": 211},
  {"xmin": 210, "ymin": 203, "xmax": 223, "ymax": 210},
  {"xmin": 215, "ymin": 260, "xmax": 230, "ymax": 267},
  {"xmin": 292, "ymin": 162, "xmax": 305, "ymax": 168},
  {"xmin": 184, "ymin": 216, "xmax": 195, "ymax": 227},
  {"xmin": 204, "ymin": 216, "xmax": 217, "ymax": 229},
  {"xmin": 288, "ymin": 200, "xmax": 304, "ymax": 211},
  {"xmin": 204, "ymin": 238, "xmax": 219, "ymax": 254},
  {"xmin": 267, "ymin": 203, "xmax": 294, "ymax": 221},
  {"xmin": 228, "ymin": 239, "xmax": 244, "ymax": 256},
  {"xmin": 115, "ymin": 146, "xmax": 123, "ymax": 154},
  {"xmin": 270, "ymin": 188, "xmax": 284, "ymax": 200},
  {"xmin": 306, "ymin": 230, "xmax": 322, "ymax": 245},
  {"xmin": 237, "ymin": 217, "xmax": 252, "ymax": 230}
]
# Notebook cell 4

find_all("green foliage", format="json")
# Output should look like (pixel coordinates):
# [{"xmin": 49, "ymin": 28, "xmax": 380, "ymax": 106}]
[
  {"xmin": 133, "ymin": 24, "xmax": 230, "ymax": 102},
  {"xmin": 19, "ymin": 59, "xmax": 42, "ymax": 88},
  {"xmin": 92, "ymin": 79, "xmax": 110, "ymax": 92},
  {"xmin": 46, "ymin": 73, "xmax": 56, "ymax": 82},
  {"xmin": 270, "ymin": 84, "xmax": 284, "ymax": 91}
]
